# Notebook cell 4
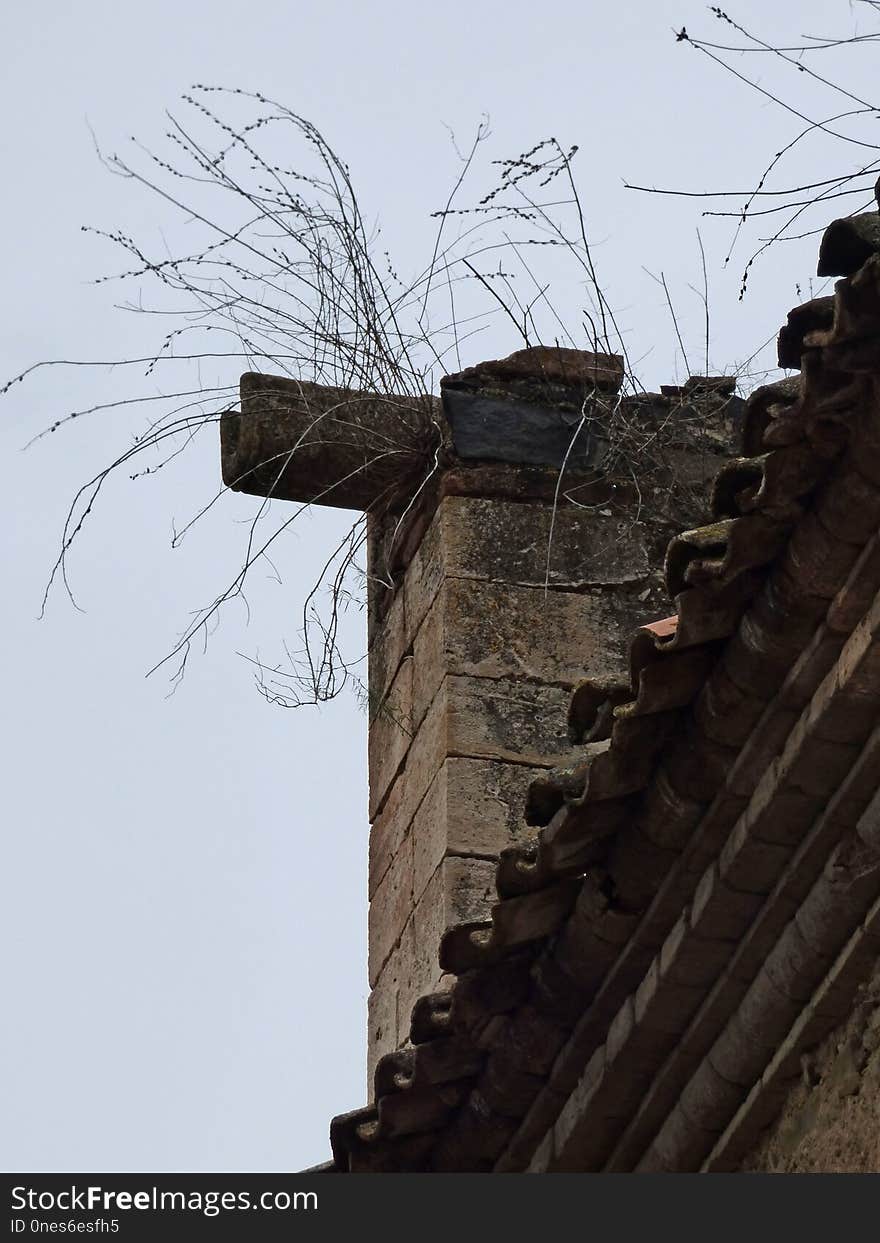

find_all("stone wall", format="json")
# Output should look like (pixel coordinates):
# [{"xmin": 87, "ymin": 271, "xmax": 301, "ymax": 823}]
[
  {"xmin": 220, "ymin": 351, "xmax": 747, "ymax": 1109},
  {"xmin": 365, "ymin": 491, "xmax": 662, "ymax": 1087}
]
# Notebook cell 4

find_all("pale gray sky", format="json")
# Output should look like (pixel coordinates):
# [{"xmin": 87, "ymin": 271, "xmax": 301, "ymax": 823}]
[{"xmin": 1, "ymin": 0, "xmax": 874, "ymax": 1171}]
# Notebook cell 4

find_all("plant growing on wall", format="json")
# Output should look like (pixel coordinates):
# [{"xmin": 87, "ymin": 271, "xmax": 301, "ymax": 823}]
[{"xmin": 7, "ymin": 3, "xmax": 876, "ymax": 707}]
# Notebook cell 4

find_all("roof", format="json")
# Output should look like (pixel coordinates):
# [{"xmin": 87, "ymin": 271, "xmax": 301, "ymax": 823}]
[{"xmin": 325, "ymin": 222, "xmax": 880, "ymax": 1171}]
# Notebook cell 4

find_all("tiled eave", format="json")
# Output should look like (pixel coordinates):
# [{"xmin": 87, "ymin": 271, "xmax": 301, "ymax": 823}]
[{"xmin": 327, "ymin": 246, "xmax": 880, "ymax": 1173}]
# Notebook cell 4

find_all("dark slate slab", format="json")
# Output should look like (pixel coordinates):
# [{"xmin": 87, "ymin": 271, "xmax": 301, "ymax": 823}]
[{"xmin": 442, "ymin": 389, "xmax": 605, "ymax": 470}]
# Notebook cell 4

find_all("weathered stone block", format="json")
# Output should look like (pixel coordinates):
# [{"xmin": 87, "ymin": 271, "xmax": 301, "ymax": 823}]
[
  {"xmin": 446, "ymin": 673, "xmax": 580, "ymax": 767},
  {"xmin": 369, "ymin": 768, "xmax": 409, "ymax": 899},
  {"xmin": 368, "ymin": 831, "xmax": 414, "ymax": 987},
  {"xmin": 410, "ymin": 763, "xmax": 448, "ymax": 906},
  {"xmin": 368, "ymin": 947, "xmax": 403, "ymax": 1092},
  {"xmin": 403, "ymin": 494, "xmax": 649, "ymax": 642},
  {"xmin": 228, "ymin": 374, "xmax": 442, "ymax": 507},
  {"xmin": 386, "ymin": 684, "xmax": 448, "ymax": 841},
  {"xmin": 368, "ymin": 656, "xmax": 413, "ymax": 818},
  {"xmin": 439, "ymin": 495, "xmax": 649, "ymax": 590},
  {"xmin": 411, "ymin": 757, "xmax": 540, "ymax": 903},
  {"xmin": 410, "ymin": 583, "xmax": 445, "ymax": 731},
  {"xmin": 403, "ymin": 506, "xmax": 444, "ymax": 641},
  {"xmin": 389, "ymin": 857, "xmax": 500, "ymax": 1049},
  {"xmin": 414, "ymin": 857, "xmax": 498, "ymax": 980},
  {"xmin": 368, "ymin": 582, "xmax": 407, "ymax": 707},
  {"xmin": 379, "ymin": 674, "xmax": 581, "ymax": 868},
  {"xmin": 412, "ymin": 577, "xmax": 632, "ymax": 726},
  {"xmin": 370, "ymin": 760, "xmax": 410, "ymax": 899}
]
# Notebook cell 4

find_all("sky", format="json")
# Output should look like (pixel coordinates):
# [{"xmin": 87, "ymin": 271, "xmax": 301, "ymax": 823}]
[{"xmin": 1, "ymin": 0, "xmax": 876, "ymax": 1172}]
